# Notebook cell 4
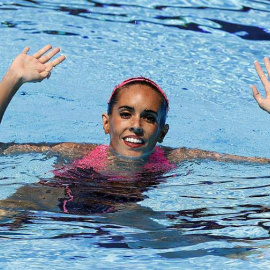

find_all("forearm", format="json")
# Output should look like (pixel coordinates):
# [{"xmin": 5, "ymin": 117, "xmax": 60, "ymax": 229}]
[
  {"xmin": 214, "ymin": 152, "xmax": 269, "ymax": 163},
  {"xmin": 168, "ymin": 147, "xmax": 270, "ymax": 164},
  {"xmin": 197, "ymin": 150, "xmax": 270, "ymax": 163},
  {"xmin": 0, "ymin": 142, "xmax": 51, "ymax": 155},
  {"xmin": 0, "ymin": 69, "xmax": 23, "ymax": 123},
  {"xmin": 1, "ymin": 142, "xmax": 97, "ymax": 160}
]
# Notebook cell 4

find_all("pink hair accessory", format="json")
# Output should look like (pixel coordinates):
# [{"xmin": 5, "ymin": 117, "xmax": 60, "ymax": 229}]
[{"xmin": 109, "ymin": 77, "xmax": 169, "ymax": 109}]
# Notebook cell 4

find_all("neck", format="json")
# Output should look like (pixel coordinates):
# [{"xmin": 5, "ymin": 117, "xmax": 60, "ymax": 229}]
[{"xmin": 107, "ymin": 146, "xmax": 155, "ymax": 162}]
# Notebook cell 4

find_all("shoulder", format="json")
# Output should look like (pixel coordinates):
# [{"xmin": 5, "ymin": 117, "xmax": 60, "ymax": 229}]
[
  {"xmin": 162, "ymin": 146, "xmax": 201, "ymax": 163},
  {"xmin": 165, "ymin": 146, "xmax": 225, "ymax": 163},
  {"xmin": 50, "ymin": 142, "xmax": 98, "ymax": 159}
]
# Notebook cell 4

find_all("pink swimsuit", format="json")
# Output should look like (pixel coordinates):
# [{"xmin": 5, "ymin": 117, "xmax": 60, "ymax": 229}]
[
  {"xmin": 54, "ymin": 145, "xmax": 175, "ymax": 179},
  {"xmin": 51, "ymin": 145, "xmax": 175, "ymax": 214}
]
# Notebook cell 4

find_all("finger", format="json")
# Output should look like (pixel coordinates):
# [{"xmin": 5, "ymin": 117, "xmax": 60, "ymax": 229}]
[
  {"xmin": 32, "ymin": 44, "xmax": 52, "ymax": 59},
  {"xmin": 264, "ymin": 57, "xmax": 270, "ymax": 78},
  {"xmin": 39, "ymin": 47, "xmax": 61, "ymax": 64},
  {"xmin": 45, "ymin": 55, "xmax": 66, "ymax": 68},
  {"xmin": 46, "ymin": 71, "xmax": 51, "ymax": 79},
  {"xmin": 45, "ymin": 66, "xmax": 53, "ymax": 72},
  {"xmin": 22, "ymin": 47, "xmax": 30, "ymax": 54},
  {"xmin": 251, "ymin": 84, "xmax": 263, "ymax": 103},
  {"xmin": 39, "ymin": 70, "xmax": 51, "ymax": 80},
  {"xmin": 254, "ymin": 60, "xmax": 270, "ymax": 96}
]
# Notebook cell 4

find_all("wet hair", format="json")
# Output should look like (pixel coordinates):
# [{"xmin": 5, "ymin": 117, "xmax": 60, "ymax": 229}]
[{"xmin": 107, "ymin": 79, "xmax": 169, "ymax": 126}]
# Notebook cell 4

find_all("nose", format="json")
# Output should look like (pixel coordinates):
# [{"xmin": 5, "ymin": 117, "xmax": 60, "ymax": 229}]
[
  {"xmin": 129, "ymin": 117, "xmax": 143, "ymax": 135},
  {"xmin": 130, "ymin": 126, "xmax": 143, "ymax": 135}
]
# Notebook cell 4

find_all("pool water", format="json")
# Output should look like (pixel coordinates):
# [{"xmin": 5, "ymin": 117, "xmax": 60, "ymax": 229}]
[{"xmin": 1, "ymin": 0, "xmax": 270, "ymax": 269}]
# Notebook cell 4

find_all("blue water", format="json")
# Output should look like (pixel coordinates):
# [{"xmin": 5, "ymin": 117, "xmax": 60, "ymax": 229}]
[{"xmin": 1, "ymin": 0, "xmax": 270, "ymax": 269}]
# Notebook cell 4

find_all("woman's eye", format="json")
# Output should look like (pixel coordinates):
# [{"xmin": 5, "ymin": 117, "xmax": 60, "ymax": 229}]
[
  {"xmin": 120, "ymin": 112, "xmax": 131, "ymax": 119},
  {"xmin": 143, "ymin": 116, "xmax": 156, "ymax": 123}
]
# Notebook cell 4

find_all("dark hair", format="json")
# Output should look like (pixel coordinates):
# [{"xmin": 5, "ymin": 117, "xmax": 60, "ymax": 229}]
[{"xmin": 107, "ymin": 81, "xmax": 168, "ymax": 126}]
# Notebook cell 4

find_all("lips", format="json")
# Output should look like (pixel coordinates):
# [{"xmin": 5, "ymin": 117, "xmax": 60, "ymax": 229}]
[{"xmin": 123, "ymin": 136, "xmax": 145, "ymax": 148}]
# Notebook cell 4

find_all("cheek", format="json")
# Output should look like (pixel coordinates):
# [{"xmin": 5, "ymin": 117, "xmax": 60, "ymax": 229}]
[
  {"xmin": 145, "ymin": 124, "xmax": 160, "ymax": 137},
  {"xmin": 110, "ymin": 118, "xmax": 126, "ymax": 134}
]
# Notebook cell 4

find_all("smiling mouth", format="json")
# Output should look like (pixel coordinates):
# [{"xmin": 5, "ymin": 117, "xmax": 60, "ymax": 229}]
[{"xmin": 123, "ymin": 136, "xmax": 145, "ymax": 148}]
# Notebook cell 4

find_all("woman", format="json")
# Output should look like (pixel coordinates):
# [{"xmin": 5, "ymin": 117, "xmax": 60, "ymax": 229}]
[
  {"xmin": 1, "ymin": 45, "xmax": 268, "ymax": 170},
  {"xmin": 0, "ymin": 45, "xmax": 269, "ymax": 216}
]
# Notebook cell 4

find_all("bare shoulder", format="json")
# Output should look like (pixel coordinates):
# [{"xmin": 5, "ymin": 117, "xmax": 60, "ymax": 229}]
[
  {"xmin": 164, "ymin": 146, "xmax": 220, "ymax": 163},
  {"xmin": 163, "ymin": 146, "xmax": 192, "ymax": 163},
  {"xmin": 51, "ymin": 142, "xmax": 98, "ymax": 158}
]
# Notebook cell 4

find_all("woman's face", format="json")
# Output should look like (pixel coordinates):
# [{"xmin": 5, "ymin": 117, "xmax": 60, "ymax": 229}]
[{"xmin": 102, "ymin": 84, "xmax": 169, "ymax": 158}]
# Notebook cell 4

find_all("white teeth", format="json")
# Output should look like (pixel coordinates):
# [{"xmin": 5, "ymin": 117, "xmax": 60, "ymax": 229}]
[{"xmin": 124, "ymin": 137, "xmax": 143, "ymax": 144}]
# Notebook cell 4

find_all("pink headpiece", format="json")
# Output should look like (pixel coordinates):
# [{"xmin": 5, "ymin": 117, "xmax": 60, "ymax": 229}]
[{"xmin": 109, "ymin": 77, "xmax": 169, "ymax": 109}]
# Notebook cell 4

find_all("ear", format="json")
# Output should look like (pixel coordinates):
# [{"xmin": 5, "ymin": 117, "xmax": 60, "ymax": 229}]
[
  {"xmin": 102, "ymin": 113, "xmax": 110, "ymax": 134},
  {"xmin": 158, "ymin": 124, "xmax": 169, "ymax": 143}
]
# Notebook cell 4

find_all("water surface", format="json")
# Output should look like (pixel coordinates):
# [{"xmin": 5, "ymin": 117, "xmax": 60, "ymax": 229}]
[{"xmin": 1, "ymin": 0, "xmax": 270, "ymax": 269}]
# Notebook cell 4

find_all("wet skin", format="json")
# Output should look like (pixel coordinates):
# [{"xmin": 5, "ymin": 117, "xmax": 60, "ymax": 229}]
[{"xmin": 102, "ymin": 84, "xmax": 169, "ymax": 158}]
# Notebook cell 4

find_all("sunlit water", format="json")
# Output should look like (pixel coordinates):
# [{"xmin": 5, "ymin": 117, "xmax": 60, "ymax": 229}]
[{"xmin": 1, "ymin": 0, "xmax": 270, "ymax": 269}]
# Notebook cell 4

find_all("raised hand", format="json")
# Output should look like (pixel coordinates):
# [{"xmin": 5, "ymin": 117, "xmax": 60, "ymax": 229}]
[
  {"xmin": 251, "ymin": 57, "xmax": 270, "ymax": 113},
  {"xmin": 9, "ymin": 45, "xmax": 66, "ymax": 83},
  {"xmin": 0, "ymin": 45, "xmax": 66, "ymax": 123}
]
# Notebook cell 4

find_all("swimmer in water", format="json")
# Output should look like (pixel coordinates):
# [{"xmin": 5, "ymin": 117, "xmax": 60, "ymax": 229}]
[
  {"xmin": 0, "ymin": 45, "xmax": 270, "ymax": 217},
  {"xmin": 0, "ymin": 44, "xmax": 270, "ymax": 174}
]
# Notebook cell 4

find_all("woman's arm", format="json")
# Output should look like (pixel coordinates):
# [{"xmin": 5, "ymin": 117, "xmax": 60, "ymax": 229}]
[
  {"xmin": 167, "ymin": 147, "xmax": 270, "ymax": 164},
  {"xmin": 0, "ymin": 45, "xmax": 66, "ymax": 123},
  {"xmin": 1, "ymin": 142, "xmax": 97, "ymax": 160},
  {"xmin": 251, "ymin": 57, "xmax": 270, "ymax": 113},
  {"xmin": 167, "ymin": 57, "xmax": 270, "ymax": 164},
  {"xmin": 0, "ymin": 45, "xmax": 74, "ymax": 157}
]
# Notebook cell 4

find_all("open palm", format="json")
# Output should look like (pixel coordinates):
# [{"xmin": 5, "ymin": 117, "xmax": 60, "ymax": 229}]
[{"xmin": 251, "ymin": 57, "xmax": 270, "ymax": 113}]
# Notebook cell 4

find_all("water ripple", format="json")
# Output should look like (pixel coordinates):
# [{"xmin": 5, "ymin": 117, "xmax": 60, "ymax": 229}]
[{"xmin": 1, "ymin": 0, "xmax": 270, "ymax": 40}]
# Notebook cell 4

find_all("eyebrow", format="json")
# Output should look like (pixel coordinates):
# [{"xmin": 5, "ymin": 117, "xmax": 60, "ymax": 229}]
[
  {"xmin": 143, "ymin": 109, "xmax": 158, "ymax": 116},
  {"xmin": 118, "ymin": 106, "xmax": 158, "ymax": 116},
  {"xmin": 118, "ymin": 106, "xmax": 134, "ymax": 111}
]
